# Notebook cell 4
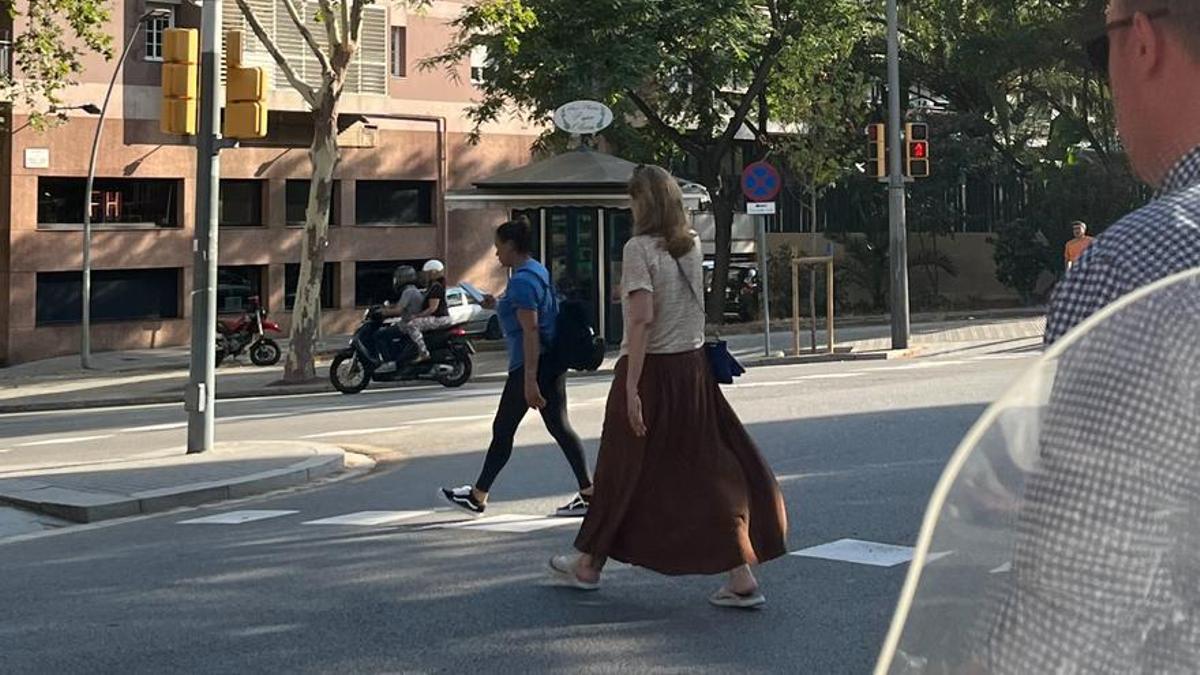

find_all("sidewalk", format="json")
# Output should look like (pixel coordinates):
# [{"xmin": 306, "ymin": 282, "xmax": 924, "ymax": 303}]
[
  {"xmin": 0, "ymin": 441, "xmax": 351, "ymax": 525},
  {"xmin": 0, "ymin": 314, "xmax": 1046, "ymax": 414}
]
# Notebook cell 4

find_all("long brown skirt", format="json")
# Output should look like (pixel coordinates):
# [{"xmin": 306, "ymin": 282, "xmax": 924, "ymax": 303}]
[{"xmin": 574, "ymin": 349, "xmax": 788, "ymax": 576}]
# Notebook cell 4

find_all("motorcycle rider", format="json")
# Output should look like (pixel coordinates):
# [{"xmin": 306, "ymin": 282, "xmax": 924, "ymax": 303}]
[
  {"xmin": 403, "ymin": 260, "xmax": 455, "ymax": 362},
  {"xmin": 372, "ymin": 265, "xmax": 426, "ymax": 368}
]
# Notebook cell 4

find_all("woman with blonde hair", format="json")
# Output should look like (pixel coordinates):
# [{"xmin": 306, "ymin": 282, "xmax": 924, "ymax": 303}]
[{"xmin": 549, "ymin": 164, "xmax": 788, "ymax": 608}]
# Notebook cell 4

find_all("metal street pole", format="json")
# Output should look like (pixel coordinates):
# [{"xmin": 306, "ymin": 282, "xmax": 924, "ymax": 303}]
[
  {"xmin": 81, "ymin": 10, "xmax": 167, "ymax": 369},
  {"xmin": 758, "ymin": 214, "xmax": 772, "ymax": 356},
  {"xmin": 886, "ymin": 0, "xmax": 911, "ymax": 350},
  {"xmin": 187, "ymin": 0, "xmax": 222, "ymax": 454}
]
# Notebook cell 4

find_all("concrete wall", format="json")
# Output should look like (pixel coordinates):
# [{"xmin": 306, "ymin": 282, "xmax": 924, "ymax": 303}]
[{"xmin": 766, "ymin": 232, "xmax": 1022, "ymax": 307}]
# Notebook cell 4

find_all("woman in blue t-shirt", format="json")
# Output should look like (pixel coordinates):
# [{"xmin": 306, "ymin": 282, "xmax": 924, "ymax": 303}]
[{"xmin": 440, "ymin": 217, "xmax": 593, "ymax": 518}]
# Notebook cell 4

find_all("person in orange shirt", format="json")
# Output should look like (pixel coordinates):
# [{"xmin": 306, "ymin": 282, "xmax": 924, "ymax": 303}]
[{"xmin": 1064, "ymin": 221, "xmax": 1096, "ymax": 270}]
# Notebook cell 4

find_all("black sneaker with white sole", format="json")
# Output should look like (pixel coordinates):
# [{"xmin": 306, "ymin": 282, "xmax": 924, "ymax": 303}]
[
  {"xmin": 555, "ymin": 492, "xmax": 590, "ymax": 518},
  {"xmin": 440, "ymin": 485, "xmax": 486, "ymax": 515}
]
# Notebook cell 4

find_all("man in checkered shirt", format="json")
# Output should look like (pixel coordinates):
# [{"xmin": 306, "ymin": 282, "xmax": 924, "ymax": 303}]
[{"xmin": 972, "ymin": 1, "xmax": 1200, "ymax": 672}]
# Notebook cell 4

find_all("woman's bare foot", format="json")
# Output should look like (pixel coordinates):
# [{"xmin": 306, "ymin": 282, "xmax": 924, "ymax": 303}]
[{"xmin": 727, "ymin": 564, "xmax": 758, "ymax": 595}]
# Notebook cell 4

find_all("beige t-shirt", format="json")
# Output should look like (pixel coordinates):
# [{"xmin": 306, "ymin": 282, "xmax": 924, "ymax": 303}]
[{"xmin": 619, "ymin": 235, "xmax": 706, "ymax": 355}]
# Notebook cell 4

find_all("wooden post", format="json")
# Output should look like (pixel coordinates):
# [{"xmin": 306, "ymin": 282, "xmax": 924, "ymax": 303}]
[
  {"xmin": 809, "ymin": 267, "xmax": 817, "ymax": 353},
  {"xmin": 826, "ymin": 259, "xmax": 836, "ymax": 354},
  {"xmin": 791, "ymin": 260, "xmax": 801, "ymax": 356}
]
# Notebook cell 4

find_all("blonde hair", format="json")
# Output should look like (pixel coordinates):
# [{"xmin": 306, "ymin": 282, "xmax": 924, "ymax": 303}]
[{"xmin": 629, "ymin": 164, "xmax": 695, "ymax": 259}]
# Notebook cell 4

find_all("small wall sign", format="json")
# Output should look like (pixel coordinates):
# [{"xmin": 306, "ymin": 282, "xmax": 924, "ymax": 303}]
[{"xmin": 24, "ymin": 148, "xmax": 50, "ymax": 169}]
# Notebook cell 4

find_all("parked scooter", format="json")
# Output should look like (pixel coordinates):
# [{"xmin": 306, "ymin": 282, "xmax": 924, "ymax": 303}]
[
  {"xmin": 215, "ymin": 296, "xmax": 283, "ymax": 366},
  {"xmin": 329, "ymin": 307, "xmax": 475, "ymax": 393}
]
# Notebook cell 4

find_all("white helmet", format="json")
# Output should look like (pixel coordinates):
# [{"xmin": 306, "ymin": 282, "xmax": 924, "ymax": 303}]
[{"xmin": 422, "ymin": 259, "xmax": 445, "ymax": 274}]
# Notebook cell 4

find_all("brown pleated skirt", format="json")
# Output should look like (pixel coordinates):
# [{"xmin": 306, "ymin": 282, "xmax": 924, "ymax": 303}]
[{"xmin": 574, "ymin": 349, "xmax": 788, "ymax": 576}]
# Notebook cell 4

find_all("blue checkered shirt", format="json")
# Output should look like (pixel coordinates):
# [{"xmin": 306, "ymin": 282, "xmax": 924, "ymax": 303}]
[{"xmin": 1045, "ymin": 145, "xmax": 1200, "ymax": 344}]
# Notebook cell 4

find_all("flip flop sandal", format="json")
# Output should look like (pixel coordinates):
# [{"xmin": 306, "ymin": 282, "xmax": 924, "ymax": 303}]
[
  {"xmin": 548, "ymin": 555, "xmax": 600, "ymax": 591},
  {"xmin": 709, "ymin": 586, "xmax": 766, "ymax": 609}
]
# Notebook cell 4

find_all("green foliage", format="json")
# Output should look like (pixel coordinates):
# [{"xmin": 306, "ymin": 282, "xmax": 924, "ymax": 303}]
[
  {"xmin": 992, "ymin": 218, "xmax": 1052, "ymax": 305},
  {"xmin": 2, "ymin": 0, "xmax": 115, "ymax": 129}
]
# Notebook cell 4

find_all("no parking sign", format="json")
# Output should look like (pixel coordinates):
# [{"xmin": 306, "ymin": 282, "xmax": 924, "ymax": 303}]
[{"xmin": 741, "ymin": 161, "xmax": 781, "ymax": 202}]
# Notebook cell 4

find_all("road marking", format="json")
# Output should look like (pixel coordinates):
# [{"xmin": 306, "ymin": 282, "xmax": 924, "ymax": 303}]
[
  {"xmin": 790, "ymin": 538, "xmax": 952, "ymax": 568},
  {"xmin": 302, "ymin": 510, "xmax": 434, "ymax": 526},
  {"xmin": 885, "ymin": 360, "xmax": 970, "ymax": 372},
  {"xmin": 407, "ymin": 414, "xmax": 494, "ymax": 425},
  {"xmin": 790, "ymin": 373, "xmax": 864, "ymax": 381},
  {"xmin": 990, "ymin": 561, "xmax": 1012, "ymax": 574},
  {"xmin": 120, "ymin": 422, "xmax": 188, "ymax": 433},
  {"xmin": 14, "ymin": 434, "xmax": 114, "ymax": 448},
  {"xmin": 431, "ymin": 513, "xmax": 579, "ymax": 534},
  {"xmin": 976, "ymin": 353, "xmax": 1038, "ymax": 361},
  {"xmin": 178, "ymin": 510, "xmax": 299, "ymax": 525},
  {"xmin": 726, "ymin": 381, "xmax": 796, "ymax": 390},
  {"xmin": 300, "ymin": 426, "xmax": 410, "ymax": 439}
]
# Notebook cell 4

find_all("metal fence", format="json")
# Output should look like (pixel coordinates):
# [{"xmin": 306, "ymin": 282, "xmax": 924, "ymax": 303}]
[{"xmin": 0, "ymin": 29, "xmax": 11, "ymax": 79}]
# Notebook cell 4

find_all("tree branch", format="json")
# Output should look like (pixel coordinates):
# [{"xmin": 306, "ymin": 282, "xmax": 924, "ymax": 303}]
[
  {"xmin": 715, "ymin": 36, "xmax": 783, "ymax": 156},
  {"xmin": 624, "ymin": 88, "xmax": 702, "ymax": 156},
  {"xmin": 235, "ymin": 0, "xmax": 319, "ymax": 106},
  {"xmin": 349, "ymin": 0, "xmax": 365, "ymax": 44},
  {"xmin": 280, "ymin": 0, "xmax": 334, "ymax": 73},
  {"xmin": 315, "ymin": 0, "xmax": 341, "ymax": 48}
]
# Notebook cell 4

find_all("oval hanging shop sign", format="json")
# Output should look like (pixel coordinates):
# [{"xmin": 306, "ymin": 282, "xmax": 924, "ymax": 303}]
[{"xmin": 553, "ymin": 100, "xmax": 614, "ymax": 135}]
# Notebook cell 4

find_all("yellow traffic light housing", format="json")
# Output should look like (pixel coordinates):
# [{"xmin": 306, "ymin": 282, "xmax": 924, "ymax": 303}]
[
  {"xmin": 906, "ymin": 122, "xmax": 930, "ymax": 178},
  {"xmin": 161, "ymin": 28, "xmax": 199, "ymax": 135},
  {"xmin": 223, "ymin": 30, "xmax": 269, "ymax": 139},
  {"xmin": 866, "ymin": 123, "xmax": 886, "ymax": 179}
]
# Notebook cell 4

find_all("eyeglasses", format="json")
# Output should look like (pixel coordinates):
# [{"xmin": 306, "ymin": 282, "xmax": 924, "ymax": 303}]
[{"xmin": 1085, "ymin": 7, "xmax": 1171, "ymax": 74}]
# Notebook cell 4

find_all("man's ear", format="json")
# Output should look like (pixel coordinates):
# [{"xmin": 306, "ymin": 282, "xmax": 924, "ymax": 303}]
[{"xmin": 1130, "ymin": 10, "xmax": 1164, "ymax": 76}]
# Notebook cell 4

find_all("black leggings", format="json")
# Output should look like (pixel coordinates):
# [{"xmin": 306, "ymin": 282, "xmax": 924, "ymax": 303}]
[{"xmin": 475, "ymin": 359, "xmax": 592, "ymax": 493}]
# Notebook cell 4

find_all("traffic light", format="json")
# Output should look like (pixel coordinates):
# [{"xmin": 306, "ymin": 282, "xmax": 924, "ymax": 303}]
[
  {"xmin": 906, "ymin": 122, "xmax": 930, "ymax": 178},
  {"xmin": 866, "ymin": 123, "xmax": 886, "ymax": 179},
  {"xmin": 224, "ymin": 31, "xmax": 269, "ymax": 140},
  {"xmin": 161, "ymin": 28, "xmax": 199, "ymax": 135}
]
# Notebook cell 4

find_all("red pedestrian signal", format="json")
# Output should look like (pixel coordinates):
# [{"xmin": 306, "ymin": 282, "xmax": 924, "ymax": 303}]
[{"xmin": 905, "ymin": 123, "xmax": 930, "ymax": 178}]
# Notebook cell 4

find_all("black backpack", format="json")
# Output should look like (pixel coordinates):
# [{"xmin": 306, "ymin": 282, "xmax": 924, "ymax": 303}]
[{"xmin": 518, "ymin": 270, "xmax": 606, "ymax": 372}]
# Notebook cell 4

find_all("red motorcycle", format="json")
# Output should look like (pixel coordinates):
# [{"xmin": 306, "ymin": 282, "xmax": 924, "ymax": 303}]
[{"xmin": 216, "ymin": 296, "xmax": 283, "ymax": 367}]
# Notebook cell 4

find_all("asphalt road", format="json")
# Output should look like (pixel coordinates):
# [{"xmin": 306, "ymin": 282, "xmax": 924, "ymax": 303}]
[{"xmin": 0, "ymin": 349, "xmax": 1038, "ymax": 674}]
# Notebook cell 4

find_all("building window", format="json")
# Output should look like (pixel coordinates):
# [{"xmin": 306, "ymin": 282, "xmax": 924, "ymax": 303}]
[
  {"xmin": 145, "ymin": 5, "xmax": 176, "ymax": 61},
  {"xmin": 219, "ymin": 179, "xmax": 265, "ymax": 227},
  {"xmin": 470, "ymin": 45, "xmax": 489, "ymax": 86},
  {"xmin": 217, "ymin": 266, "xmax": 266, "ymax": 314},
  {"xmin": 37, "ymin": 177, "xmax": 181, "ymax": 229},
  {"xmin": 356, "ymin": 260, "xmax": 423, "ymax": 307},
  {"xmin": 36, "ymin": 268, "xmax": 181, "ymax": 326},
  {"xmin": 355, "ymin": 180, "xmax": 435, "ymax": 226},
  {"xmin": 390, "ymin": 27, "xmax": 407, "ymax": 78},
  {"xmin": 286, "ymin": 180, "xmax": 340, "ymax": 227},
  {"xmin": 285, "ymin": 262, "xmax": 338, "ymax": 310}
]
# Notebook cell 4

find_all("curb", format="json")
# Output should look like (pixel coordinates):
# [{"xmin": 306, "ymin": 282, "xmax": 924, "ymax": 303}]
[
  {"xmin": 0, "ymin": 447, "xmax": 346, "ymax": 524},
  {"xmin": 0, "ymin": 346, "xmax": 924, "ymax": 412}
]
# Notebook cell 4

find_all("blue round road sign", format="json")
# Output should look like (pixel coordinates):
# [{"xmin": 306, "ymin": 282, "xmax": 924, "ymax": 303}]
[{"xmin": 741, "ymin": 161, "xmax": 781, "ymax": 202}]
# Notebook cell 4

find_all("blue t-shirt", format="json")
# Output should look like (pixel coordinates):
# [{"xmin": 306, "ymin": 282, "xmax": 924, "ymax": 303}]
[{"xmin": 497, "ymin": 259, "xmax": 557, "ymax": 372}]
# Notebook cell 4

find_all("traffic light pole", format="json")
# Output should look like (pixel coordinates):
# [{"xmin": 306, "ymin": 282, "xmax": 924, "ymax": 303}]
[
  {"xmin": 186, "ymin": 0, "xmax": 222, "ymax": 454},
  {"xmin": 886, "ymin": 0, "xmax": 911, "ymax": 350}
]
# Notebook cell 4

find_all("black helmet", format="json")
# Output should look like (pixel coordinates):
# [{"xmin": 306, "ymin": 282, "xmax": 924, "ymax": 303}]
[{"xmin": 393, "ymin": 265, "xmax": 418, "ymax": 292}]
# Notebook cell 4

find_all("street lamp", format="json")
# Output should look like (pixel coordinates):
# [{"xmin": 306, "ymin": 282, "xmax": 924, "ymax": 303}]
[
  {"xmin": 80, "ymin": 8, "xmax": 171, "ymax": 369},
  {"xmin": 52, "ymin": 103, "xmax": 103, "ymax": 116}
]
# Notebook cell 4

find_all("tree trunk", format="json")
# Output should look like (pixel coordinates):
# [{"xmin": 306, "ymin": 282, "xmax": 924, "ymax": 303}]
[
  {"xmin": 706, "ymin": 175, "xmax": 736, "ymax": 327},
  {"xmin": 284, "ymin": 92, "xmax": 340, "ymax": 382}
]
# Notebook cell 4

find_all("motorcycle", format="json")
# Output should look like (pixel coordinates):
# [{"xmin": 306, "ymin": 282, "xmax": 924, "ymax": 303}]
[
  {"xmin": 329, "ymin": 307, "xmax": 475, "ymax": 393},
  {"xmin": 215, "ymin": 296, "xmax": 283, "ymax": 367}
]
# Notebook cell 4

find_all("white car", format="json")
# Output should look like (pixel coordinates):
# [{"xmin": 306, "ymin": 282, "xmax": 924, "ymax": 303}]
[{"xmin": 446, "ymin": 285, "xmax": 501, "ymax": 340}]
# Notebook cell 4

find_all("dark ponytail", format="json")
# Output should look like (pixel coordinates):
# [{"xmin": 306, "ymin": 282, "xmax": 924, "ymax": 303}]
[{"xmin": 496, "ymin": 216, "xmax": 534, "ymax": 254}]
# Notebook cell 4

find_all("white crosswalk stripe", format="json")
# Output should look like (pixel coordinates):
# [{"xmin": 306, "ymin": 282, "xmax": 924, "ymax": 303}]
[
  {"xmin": 178, "ymin": 510, "xmax": 299, "ymax": 525},
  {"xmin": 302, "ymin": 510, "xmax": 433, "ymax": 526},
  {"xmin": 790, "ymin": 538, "xmax": 952, "ymax": 568},
  {"xmin": 427, "ymin": 513, "xmax": 580, "ymax": 533}
]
